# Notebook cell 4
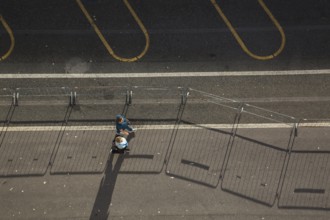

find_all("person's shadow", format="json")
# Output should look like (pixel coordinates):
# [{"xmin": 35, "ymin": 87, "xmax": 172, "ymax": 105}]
[{"xmin": 89, "ymin": 150, "xmax": 125, "ymax": 220}]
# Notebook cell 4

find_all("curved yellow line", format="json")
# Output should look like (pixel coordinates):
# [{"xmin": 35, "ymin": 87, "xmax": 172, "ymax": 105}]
[
  {"xmin": 0, "ymin": 15, "xmax": 15, "ymax": 61},
  {"xmin": 76, "ymin": 0, "xmax": 150, "ymax": 62},
  {"xmin": 211, "ymin": 0, "xmax": 286, "ymax": 60}
]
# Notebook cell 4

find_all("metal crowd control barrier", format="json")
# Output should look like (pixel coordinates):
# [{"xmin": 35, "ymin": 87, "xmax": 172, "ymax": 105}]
[
  {"xmin": 222, "ymin": 103, "xmax": 296, "ymax": 206},
  {"xmin": 14, "ymin": 87, "xmax": 71, "ymax": 106},
  {"xmin": 0, "ymin": 87, "xmax": 71, "ymax": 177},
  {"xmin": 0, "ymin": 88, "xmax": 14, "ymax": 147},
  {"xmin": 166, "ymin": 88, "xmax": 241, "ymax": 187},
  {"xmin": 50, "ymin": 86, "xmax": 129, "ymax": 174},
  {"xmin": 0, "ymin": 87, "xmax": 14, "ymax": 113},
  {"xmin": 0, "ymin": 86, "xmax": 329, "ymax": 210},
  {"xmin": 119, "ymin": 86, "xmax": 184, "ymax": 174},
  {"xmin": 278, "ymin": 119, "xmax": 330, "ymax": 210}
]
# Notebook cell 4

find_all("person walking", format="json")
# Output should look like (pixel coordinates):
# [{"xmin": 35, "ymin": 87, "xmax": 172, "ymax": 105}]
[
  {"xmin": 115, "ymin": 114, "xmax": 135, "ymax": 137},
  {"xmin": 111, "ymin": 114, "xmax": 135, "ymax": 153}
]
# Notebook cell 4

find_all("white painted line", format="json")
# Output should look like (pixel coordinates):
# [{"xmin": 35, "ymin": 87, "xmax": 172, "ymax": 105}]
[
  {"xmin": 238, "ymin": 96, "xmax": 330, "ymax": 103},
  {"xmin": 0, "ymin": 69, "xmax": 329, "ymax": 79},
  {"xmin": 5, "ymin": 125, "xmax": 112, "ymax": 132},
  {"xmin": 4, "ymin": 122, "xmax": 330, "ymax": 132}
]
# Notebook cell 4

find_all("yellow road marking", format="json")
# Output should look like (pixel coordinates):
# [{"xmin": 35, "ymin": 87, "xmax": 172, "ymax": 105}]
[
  {"xmin": 76, "ymin": 0, "xmax": 150, "ymax": 62},
  {"xmin": 211, "ymin": 0, "xmax": 286, "ymax": 60},
  {"xmin": 0, "ymin": 15, "xmax": 15, "ymax": 61}
]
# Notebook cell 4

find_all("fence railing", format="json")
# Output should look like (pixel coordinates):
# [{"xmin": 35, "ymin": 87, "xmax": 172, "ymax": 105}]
[{"xmin": 0, "ymin": 86, "xmax": 329, "ymax": 210}]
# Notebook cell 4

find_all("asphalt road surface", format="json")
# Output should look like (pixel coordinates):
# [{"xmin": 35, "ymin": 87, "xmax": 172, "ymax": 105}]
[
  {"xmin": 0, "ymin": 0, "xmax": 330, "ymax": 73},
  {"xmin": 0, "ymin": 0, "xmax": 330, "ymax": 219}
]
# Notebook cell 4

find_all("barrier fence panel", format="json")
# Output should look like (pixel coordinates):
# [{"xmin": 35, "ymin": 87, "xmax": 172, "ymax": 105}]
[
  {"xmin": 166, "ymin": 89, "xmax": 241, "ymax": 187},
  {"xmin": 119, "ymin": 87, "xmax": 183, "ymax": 174},
  {"xmin": 1, "ymin": 85, "xmax": 330, "ymax": 211},
  {"xmin": 15, "ymin": 87, "xmax": 71, "ymax": 105},
  {"xmin": 0, "ymin": 88, "xmax": 13, "ymax": 105},
  {"xmin": 278, "ymin": 120, "xmax": 330, "ymax": 210},
  {"xmin": 50, "ymin": 86, "xmax": 128, "ymax": 174},
  {"xmin": 72, "ymin": 86, "xmax": 129, "ymax": 106},
  {"xmin": 0, "ymin": 88, "xmax": 70, "ymax": 177},
  {"xmin": 0, "ymin": 88, "xmax": 13, "ymax": 142},
  {"xmin": 222, "ymin": 104, "xmax": 296, "ymax": 206}
]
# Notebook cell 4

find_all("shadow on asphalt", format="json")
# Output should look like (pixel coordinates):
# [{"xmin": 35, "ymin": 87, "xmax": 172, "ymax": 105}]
[
  {"xmin": 89, "ymin": 153, "xmax": 125, "ymax": 220},
  {"xmin": 1, "ymin": 88, "xmax": 330, "ymax": 211}
]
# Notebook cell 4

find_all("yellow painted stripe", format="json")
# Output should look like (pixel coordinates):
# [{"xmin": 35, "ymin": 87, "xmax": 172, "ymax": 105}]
[
  {"xmin": 0, "ymin": 15, "xmax": 15, "ymax": 61},
  {"xmin": 76, "ymin": 0, "xmax": 149, "ymax": 62},
  {"xmin": 211, "ymin": 0, "xmax": 286, "ymax": 60}
]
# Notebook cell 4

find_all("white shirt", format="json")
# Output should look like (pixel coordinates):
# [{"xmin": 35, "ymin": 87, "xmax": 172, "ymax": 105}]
[{"xmin": 115, "ymin": 138, "xmax": 128, "ymax": 149}]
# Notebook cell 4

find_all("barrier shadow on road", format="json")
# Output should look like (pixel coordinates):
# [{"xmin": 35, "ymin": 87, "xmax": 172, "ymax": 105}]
[
  {"xmin": 221, "ymin": 104, "xmax": 296, "ymax": 206},
  {"xmin": 0, "ymin": 88, "xmax": 14, "ymax": 144},
  {"xmin": 0, "ymin": 86, "xmax": 128, "ymax": 177},
  {"xmin": 118, "ymin": 87, "xmax": 184, "ymax": 174},
  {"xmin": 0, "ymin": 87, "xmax": 70, "ymax": 177},
  {"xmin": 1, "ymin": 86, "xmax": 330, "ymax": 211},
  {"xmin": 165, "ymin": 89, "xmax": 241, "ymax": 188},
  {"xmin": 50, "ymin": 86, "xmax": 128, "ymax": 175},
  {"xmin": 278, "ymin": 120, "xmax": 330, "ymax": 210}
]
